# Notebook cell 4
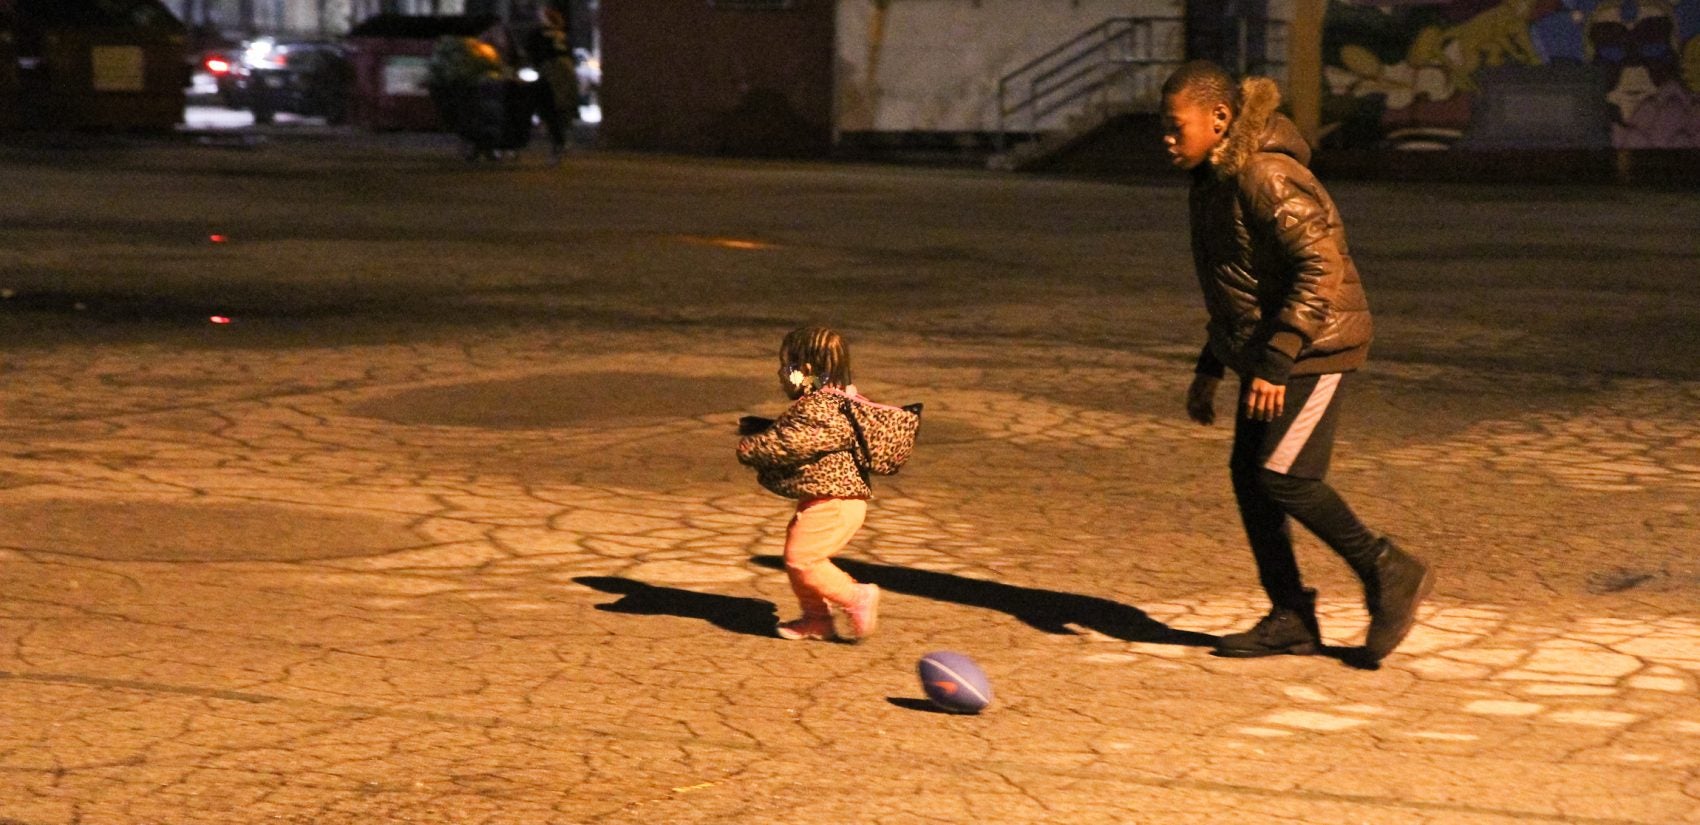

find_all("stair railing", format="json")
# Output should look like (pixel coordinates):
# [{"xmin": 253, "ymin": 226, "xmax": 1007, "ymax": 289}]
[{"xmin": 994, "ymin": 16, "xmax": 1184, "ymax": 152}]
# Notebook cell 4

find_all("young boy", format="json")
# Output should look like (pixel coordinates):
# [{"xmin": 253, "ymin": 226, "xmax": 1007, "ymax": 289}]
[{"xmin": 1160, "ymin": 60, "xmax": 1432, "ymax": 662}]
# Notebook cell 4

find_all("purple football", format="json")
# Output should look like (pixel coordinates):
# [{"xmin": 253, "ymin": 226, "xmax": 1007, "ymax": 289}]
[{"xmin": 917, "ymin": 651, "xmax": 993, "ymax": 713}]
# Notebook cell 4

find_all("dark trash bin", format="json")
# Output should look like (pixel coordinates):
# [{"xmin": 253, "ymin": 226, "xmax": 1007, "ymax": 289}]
[
  {"xmin": 344, "ymin": 13, "xmax": 497, "ymax": 131},
  {"xmin": 437, "ymin": 77, "xmax": 535, "ymax": 160},
  {"xmin": 6, "ymin": 0, "xmax": 187, "ymax": 131}
]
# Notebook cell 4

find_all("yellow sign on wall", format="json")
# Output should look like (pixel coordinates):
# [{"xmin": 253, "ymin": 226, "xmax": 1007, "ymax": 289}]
[{"xmin": 91, "ymin": 46, "xmax": 146, "ymax": 92}]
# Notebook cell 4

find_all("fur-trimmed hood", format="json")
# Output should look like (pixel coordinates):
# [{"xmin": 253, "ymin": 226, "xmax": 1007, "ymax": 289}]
[{"xmin": 1208, "ymin": 76, "xmax": 1310, "ymax": 179}]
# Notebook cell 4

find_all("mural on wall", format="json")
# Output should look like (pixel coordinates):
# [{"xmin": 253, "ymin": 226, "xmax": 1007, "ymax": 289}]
[{"xmin": 1321, "ymin": 0, "xmax": 1700, "ymax": 149}]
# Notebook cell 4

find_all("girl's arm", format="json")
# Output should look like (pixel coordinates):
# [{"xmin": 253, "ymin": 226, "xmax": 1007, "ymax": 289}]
[{"xmin": 737, "ymin": 397, "xmax": 852, "ymax": 469}]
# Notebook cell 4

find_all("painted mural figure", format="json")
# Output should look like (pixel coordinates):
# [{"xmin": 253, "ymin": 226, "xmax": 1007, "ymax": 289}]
[
  {"xmin": 1433, "ymin": 0, "xmax": 1549, "ymax": 90},
  {"xmin": 1588, "ymin": 0, "xmax": 1700, "ymax": 144},
  {"xmin": 1323, "ymin": 0, "xmax": 1700, "ymax": 149}
]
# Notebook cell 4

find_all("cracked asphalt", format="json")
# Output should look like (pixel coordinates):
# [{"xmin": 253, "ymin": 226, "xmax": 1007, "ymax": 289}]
[{"xmin": 1, "ymin": 134, "xmax": 1698, "ymax": 824}]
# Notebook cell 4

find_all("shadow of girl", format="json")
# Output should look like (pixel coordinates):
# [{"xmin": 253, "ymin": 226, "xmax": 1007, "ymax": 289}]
[
  {"xmin": 574, "ymin": 576, "xmax": 779, "ymax": 638},
  {"xmin": 753, "ymin": 556, "xmax": 1218, "ymax": 647}
]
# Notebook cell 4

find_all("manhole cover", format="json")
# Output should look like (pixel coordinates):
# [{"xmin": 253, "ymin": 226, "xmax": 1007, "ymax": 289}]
[
  {"xmin": 0, "ymin": 500, "xmax": 421, "ymax": 562},
  {"xmin": 350, "ymin": 372, "xmax": 774, "ymax": 429}
]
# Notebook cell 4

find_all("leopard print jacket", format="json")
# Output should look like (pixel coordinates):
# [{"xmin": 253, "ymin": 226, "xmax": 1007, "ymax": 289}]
[{"xmin": 736, "ymin": 388, "xmax": 872, "ymax": 500}]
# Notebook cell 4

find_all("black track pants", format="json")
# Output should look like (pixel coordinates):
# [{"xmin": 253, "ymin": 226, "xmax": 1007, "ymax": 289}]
[{"xmin": 1227, "ymin": 373, "xmax": 1382, "ymax": 608}]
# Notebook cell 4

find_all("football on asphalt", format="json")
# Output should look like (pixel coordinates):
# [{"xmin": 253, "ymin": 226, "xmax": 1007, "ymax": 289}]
[{"xmin": 917, "ymin": 651, "xmax": 993, "ymax": 714}]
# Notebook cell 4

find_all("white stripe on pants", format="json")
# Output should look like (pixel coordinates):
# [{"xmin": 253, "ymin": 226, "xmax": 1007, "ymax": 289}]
[{"xmin": 1263, "ymin": 373, "xmax": 1341, "ymax": 474}]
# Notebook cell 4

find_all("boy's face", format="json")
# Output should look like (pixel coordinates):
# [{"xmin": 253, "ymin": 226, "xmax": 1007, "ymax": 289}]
[{"xmin": 1161, "ymin": 93, "xmax": 1231, "ymax": 171}]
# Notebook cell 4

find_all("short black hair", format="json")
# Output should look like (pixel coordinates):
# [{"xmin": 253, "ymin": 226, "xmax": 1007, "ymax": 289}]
[{"xmin": 1162, "ymin": 60, "xmax": 1241, "ymax": 115}]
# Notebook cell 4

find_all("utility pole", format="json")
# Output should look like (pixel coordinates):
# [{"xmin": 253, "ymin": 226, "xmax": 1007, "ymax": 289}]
[{"xmin": 1287, "ymin": 0, "xmax": 1325, "ymax": 147}]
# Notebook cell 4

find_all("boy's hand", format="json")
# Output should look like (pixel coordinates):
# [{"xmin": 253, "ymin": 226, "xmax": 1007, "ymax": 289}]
[
  {"xmin": 1243, "ymin": 377, "xmax": 1286, "ymax": 421},
  {"xmin": 1186, "ymin": 375, "xmax": 1220, "ymax": 425}
]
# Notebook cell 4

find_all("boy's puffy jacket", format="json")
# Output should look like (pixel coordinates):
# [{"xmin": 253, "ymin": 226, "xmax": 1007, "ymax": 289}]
[
  {"xmin": 736, "ymin": 389, "xmax": 872, "ymax": 500},
  {"xmin": 1190, "ymin": 76, "xmax": 1373, "ymax": 384}
]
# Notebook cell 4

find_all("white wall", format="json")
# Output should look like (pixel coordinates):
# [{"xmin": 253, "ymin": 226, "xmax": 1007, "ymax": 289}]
[
  {"xmin": 835, "ymin": 0, "xmax": 1188, "ymax": 134},
  {"xmin": 162, "ymin": 0, "xmax": 469, "ymax": 38}
]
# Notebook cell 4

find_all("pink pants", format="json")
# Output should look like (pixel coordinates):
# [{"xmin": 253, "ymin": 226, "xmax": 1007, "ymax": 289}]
[{"xmin": 783, "ymin": 497, "xmax": 867, "ymax": 617}]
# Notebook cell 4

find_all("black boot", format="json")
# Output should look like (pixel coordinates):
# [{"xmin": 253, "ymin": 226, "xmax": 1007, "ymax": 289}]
[
  {"xmin": 1215, "ymin": 588, "xmax": 1321, "ymax": 658},
  {"xmin": 1362, "ymin": 538, "xmax": 1433, "ymax": 661}
]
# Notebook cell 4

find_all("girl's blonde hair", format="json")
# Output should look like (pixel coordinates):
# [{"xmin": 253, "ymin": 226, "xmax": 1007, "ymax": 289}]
[{"xmin": 780, "ymin": 326, "xmax": 852, "ymax": 389}]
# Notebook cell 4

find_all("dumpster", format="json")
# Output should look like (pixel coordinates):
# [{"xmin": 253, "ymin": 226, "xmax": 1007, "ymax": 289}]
[
  {"xmin": 6, "ymin": 0, "xmax": 187, "ymax": 131},
  {"xmin": 345, "ymin": 13, "xmax": 498, "ymax": 131}
]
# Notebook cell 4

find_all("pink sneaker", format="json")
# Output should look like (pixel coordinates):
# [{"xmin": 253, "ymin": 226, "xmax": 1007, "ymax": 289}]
[
  {"xmin": 776, "ymin": 614, "xmax": 837, "ymax": 641},
  {"xmin": 844, "ymin": 584, "xmax": 881, "ymax": 641}
]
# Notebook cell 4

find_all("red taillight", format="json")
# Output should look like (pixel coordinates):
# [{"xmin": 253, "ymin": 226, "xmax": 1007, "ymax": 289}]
[{"xmin": 206, "ymin": 57, "xmax": 231, "ymax": 74}]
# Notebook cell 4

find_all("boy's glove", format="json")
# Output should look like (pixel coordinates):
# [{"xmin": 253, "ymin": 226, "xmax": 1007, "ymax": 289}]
[
  {"xmin": 738, "ymin": 416, "xmax": 774, "ymax": 436},
  {"xmin": 1186, "ymin": 374, "xmax": 1220, "ymax": 425}
]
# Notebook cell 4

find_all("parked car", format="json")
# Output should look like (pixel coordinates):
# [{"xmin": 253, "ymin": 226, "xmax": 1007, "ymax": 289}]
[
  {"xmin": 231, "ymin": 37, "xmax": 353, "ymax": 124},
  {"xmin": 191, "ymin": 47, "xmax": 242, "ymax": 104}
]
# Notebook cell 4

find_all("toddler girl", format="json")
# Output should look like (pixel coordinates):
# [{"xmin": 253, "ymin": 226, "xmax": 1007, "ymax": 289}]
[{"xmin": 736, "ymin": 326, "xmax": 885, "ymax": 641}]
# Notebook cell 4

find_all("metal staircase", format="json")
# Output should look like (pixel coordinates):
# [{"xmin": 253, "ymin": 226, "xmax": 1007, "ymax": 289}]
[{"xmin": 989, "ymin": 16, "xmax": 1185, "ymax": 171}]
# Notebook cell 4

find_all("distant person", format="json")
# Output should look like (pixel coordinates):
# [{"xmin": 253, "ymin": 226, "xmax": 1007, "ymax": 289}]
[
  {"xmin": 1160, "ymin": 60, "xmax": 1433, "ymax": 662},
  {"xmin": 425, "ymin": 32, "xmax": 513, "ymax": 160},
  {"xmin": 522, "ymin": 5, "xmax": 578, "ymax": 161},
  {"xmin": 736, "ymin": 327, "xmax": 919, "ymax": 642},
  {"xmin": 572, "ymin": 47, "xmax": 599, "ymax": 108}
]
